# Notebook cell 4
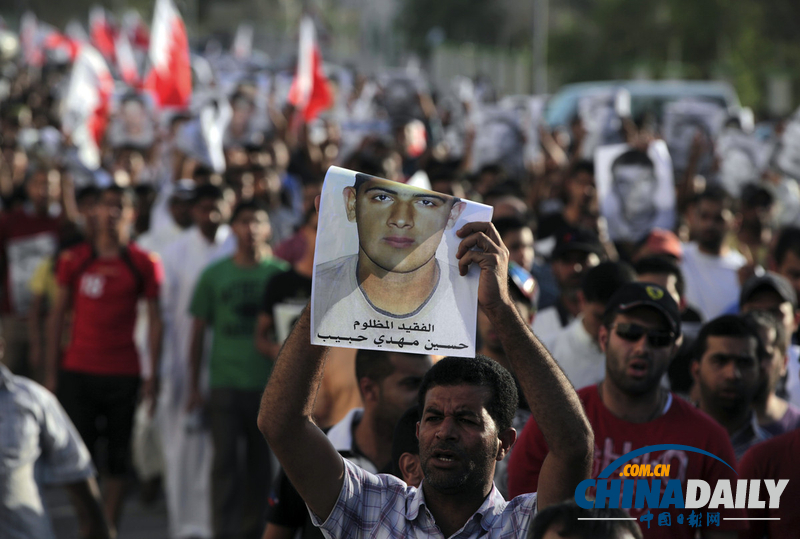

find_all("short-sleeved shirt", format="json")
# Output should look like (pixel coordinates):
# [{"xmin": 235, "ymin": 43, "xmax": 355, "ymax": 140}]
[
  {"xmin": 738, "ymin": 428, "xmax": 800, "ymax": 539},
  {"xmin": 57, "ymin": 243, "xmax": 163, "ymax": 376},
  {"xmin": 507, "ymin": 385, "xmax": 746, "ymax": 539},
  {"xmin": 190, "ymin": 256, "xmax": 288, "ymax": 389},
  {"xmin": 0, "ymin": 207, "xmax": 59, "ymax": 315},
  {"xmin": 0, "ymin": 363, "xmax": 95, "ymax": 539},
  {"xmin": 310, "ymin": 458, "xmax": 537, "ymax": 539}
]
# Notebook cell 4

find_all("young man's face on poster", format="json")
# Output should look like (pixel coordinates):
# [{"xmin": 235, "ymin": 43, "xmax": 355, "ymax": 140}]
[{"xmin": 343, "ymin": 176, "xmax": 465, "ymax": 273}]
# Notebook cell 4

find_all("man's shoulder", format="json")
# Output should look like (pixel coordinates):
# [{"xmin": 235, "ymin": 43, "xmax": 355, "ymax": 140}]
[
  {"xmin": 126, "ymin": 243, "xmax": 161, "ymax": 267},
  {"xmin": 741, "ymin": 428, "xmax": 800, "ymax": 471},
  {"xmin": 260, "ymin": 256, "xmax": 290, "ymax": 274}
]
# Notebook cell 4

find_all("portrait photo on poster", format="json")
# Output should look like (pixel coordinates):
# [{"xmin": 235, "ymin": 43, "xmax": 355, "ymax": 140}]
[
  {"xmin": 310, "ymin": 166, "xmax": 493, "ymax": 357},
  {"xmin": 595, "ymin": 140, "xmax": 676, "ymax": 244}
]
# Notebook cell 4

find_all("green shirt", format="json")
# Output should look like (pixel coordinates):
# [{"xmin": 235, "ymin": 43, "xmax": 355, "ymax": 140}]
[{"xmin": 190, "ymin": 256, "xmax": 288, "ymax": 390}]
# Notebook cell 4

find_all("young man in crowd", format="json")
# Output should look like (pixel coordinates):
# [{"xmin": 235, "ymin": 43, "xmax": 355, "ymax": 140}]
[
  {"xmin": 509, "ymin": 282, "xmax": 745, "ymax": 538},
  {"xmin": 681, "ymin": 187, "xmax": 746, "ymax": 321},
  {"xmin": 743, "ymin": 310, "xmax": 800, "ymax": 435},
  {"xmin": 770, "ymin": 227, "xmax": 800, "ymax": 407},
  {"xmin": 45, "ymin": 185, "xmax": 163, "ymax": 534},
  {"xmin": 738, "ymin": 272, "xmax": 800, "ymax": 434},
  {"xmin": 551, "ymin": 261, "xmax": 636, "ymax": 389},
  {"xmin": 738, "ymin": 367, "xmax": 800, "ymax": 538},
  {"xmin": 259, "ymin": 220, "xmax": 594, "ymax": 538},
  {"xmin": 690, "ymin": 315, "xmax": 769, "ymax": 459},
  {"xmin": 532, "ymin": 227, "xmax": 603, "ymax": 351},
  {"xmin": 158, "ymin": 183, "xmax": 234, "ymax": 539},
  {"xmin": 188, "ymin": 200, "xmax": 287, "ymax": 539},
  {"xmin": 262, "ymin": 350, "xmax": 432, "ymax": 539},
  {"xmin": 0, "ymin": 165, "xmax": 62, "ymax": 376}
]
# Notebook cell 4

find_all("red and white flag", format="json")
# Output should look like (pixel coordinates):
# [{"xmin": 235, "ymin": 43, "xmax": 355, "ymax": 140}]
[
  {"xmin": 89, "ymin": 6, "xmax": 117, "ymax": 60},
  {"xmin": 115, "ymin": 29, "xmax": 139, "ymax": 87},
  {"xmin": 61, "ymin": 46, "xmax": 114, "ymax": 169},
  {"xmin": 144, "ymin": 0, "xmax": 191, "ymax": 109},
  {"xmin": 123, "ymin": 10, "xmax": 150, "ymax": 51},
  {"xmin": 288, "ymin": 16, "xmax": 332, "ymax": 122}
]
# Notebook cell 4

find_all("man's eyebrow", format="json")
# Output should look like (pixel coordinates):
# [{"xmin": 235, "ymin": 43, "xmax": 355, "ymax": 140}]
[{"xmin": 364, "ymin": 186, "xmax": 399, "ymax": 195}]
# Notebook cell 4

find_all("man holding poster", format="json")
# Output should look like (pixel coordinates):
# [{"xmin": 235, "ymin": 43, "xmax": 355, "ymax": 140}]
[{"xmin": 312, "ymin": 168, "xmax": 492, "ymax": 357}]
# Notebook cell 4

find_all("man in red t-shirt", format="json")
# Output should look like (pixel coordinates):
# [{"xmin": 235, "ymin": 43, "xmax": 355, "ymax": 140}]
[
  {"xmin": 44, "ymin": 185, "xmax": 163, "ymax": 536},
  {"xmin": 510, "ymin": 282, "xmax": 745, "ymax": 539},
  {"xmin": 0, "ymin": 166, "xmax": 61, "ymax": 375},
  {"xmin": 738, "ymin": 426, "xmax": 800, "ymax": 537}
]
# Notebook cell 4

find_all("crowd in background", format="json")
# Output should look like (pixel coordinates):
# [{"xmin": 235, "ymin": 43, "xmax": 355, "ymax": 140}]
[{"xmin": 2, "ymin": 12, "xmax": 800, "ymax": 539}]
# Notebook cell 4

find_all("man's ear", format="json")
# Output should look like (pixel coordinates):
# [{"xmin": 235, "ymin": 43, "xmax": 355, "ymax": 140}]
[
  {"xmin": 343, "ymin": 186, "xmax": 357, "ymax": 223},
  {"xmin": 598, "ymin": 324, "xmax": 609, "ymax": 354},
  {"xmin": 359, "ymin": 376, "xmax": 379, "ymax": 405},
  {"xmin": 496, "ymin": 427, "xmax": 517, "ymax": 461},
  {"xmin": 577, "ymin": 290, "xmax": 587, "ymax": 311},
  {"xmin": 445, "ymin": 201, "xmax": 466, "ymax": 230},
  {"xmin": 690, "ymin": 359, "xmax": 700, "ymax": 382},
  {"xmin": 399, "ymin": 453, "xmax": 424, "ymax": 488}
]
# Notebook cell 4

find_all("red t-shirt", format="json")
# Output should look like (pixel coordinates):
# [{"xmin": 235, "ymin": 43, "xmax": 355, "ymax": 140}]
[
  {"xmin": 738, "ymin": 429, "xmax": 800, "ymax": 538},
  {"xmin": 0, "ymin": 208, "xmax": 60, "ymax": 314},
  {"xmin": 56, "ymin": 242, "xmax": 162, "ymax": 376},
  {"xmin": 507, "ymin": 385, "xmax": 746, "ymax": 538}
]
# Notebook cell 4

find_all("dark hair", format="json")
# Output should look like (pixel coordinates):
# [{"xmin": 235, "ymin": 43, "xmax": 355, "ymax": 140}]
[
  {"xmin": 102, "ymin": 184, "xmax": 136, "ymax": 206},
  {"xmin": 743, "ymin": 310, "xmax": 787, "ymax": 356},
  {"xmin": 692, "ymin": 315, "xmax": 765, "ymax": 364},
  {"xmin": 773, "ymin": 226, "xmax": 800, "ymax": 266},
  {"xmin": 390, "ymin": 405, "xmax": 420, "ymax": 479},
  {"xmin": 493, "ymin": 216, "xmax": 531, "ymax": 241},
  {"xmin": 76, "ymin": 185, "xmax": 101, "ymax": 205},
  {"xmin": 192, "ymin": 184, "xmax": 224, "ymax": 204},
  {"xmin": 740, "ymin": 184, "xmax": 774, "ymax": 209},
  {"xmin": 529, "ymin": 502, "xmax": 642, "ymax": 539},
  {"xmin": 355, "ymin": 349, "xmax": 397, "ymax": 386},
  {"xmin": 694, "ymin": 184, "xmax": 732, "ymax": 210},
  {"xmin": 570, "ymin": 160, "xmax": 595, "ymax": 177},
  {"xmin": 230, "ymin": 199, "xmax": 269, "ymax": 223},
  {"xmin": 634, "ymin": 256, "xmax": 686, "ymax": 298},
  {"xmin": 417, "ymin": 356, "xmax": 517, "ymax": 433},
  {"xmin": 582, "ymin": 261, "xmax": 636, "ymax": 304},
  {"xmin": 611, "ymin": 149, "xmax": 654, "ymax": 171}
]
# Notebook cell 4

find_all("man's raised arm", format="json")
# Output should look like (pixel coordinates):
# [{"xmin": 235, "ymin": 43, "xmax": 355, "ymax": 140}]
[
  {"xmin": 256, "ymin": 306, "xmax": 344, "ymax": 521},
  {"xmin": 456, "ymin": 222, "xmax": 594, "ymax": 509}
]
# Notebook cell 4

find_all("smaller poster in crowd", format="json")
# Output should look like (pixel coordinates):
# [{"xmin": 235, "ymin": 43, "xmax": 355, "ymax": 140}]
[
  {"xmin": 595, "ymin": 140, "xmax": 676, "ymax": 243},
  {"xmin": 662, "ymin": 98, "xmax": 727, "ymax": 172},
  {"xmin": 311, "ymin": 166, "xmax": 493, "ymax": 357}
]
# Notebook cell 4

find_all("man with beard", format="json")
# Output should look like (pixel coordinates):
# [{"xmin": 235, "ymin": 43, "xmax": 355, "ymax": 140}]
[
  {"xmin": 262, "ymin": 351, "xmax": 431, "ymax": 539},
  {"xmin": 258, "ymin": 220, "xmax": 594, "ymax": 538},
  {"xmin": 680, "ymin": 187, "xmax": 746, "ymax": 321},
  {"xmin": 691, "ymin": 315, "xmax": 770, "ymax": 460},
  {"xmin": 509, "ymin": 283, "xmax": 745, "ymax": 538}
]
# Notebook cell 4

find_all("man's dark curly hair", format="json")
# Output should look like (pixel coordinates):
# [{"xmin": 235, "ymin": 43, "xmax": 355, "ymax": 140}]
[{"xmin": 417, "ymin": 355, "xmax": 518, "ymax": 432}]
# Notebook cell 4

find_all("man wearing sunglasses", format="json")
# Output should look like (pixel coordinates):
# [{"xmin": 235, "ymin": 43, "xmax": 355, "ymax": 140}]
[{"xmin": 509, "ymin": 282, "xmax": 745, "ymax": 538}]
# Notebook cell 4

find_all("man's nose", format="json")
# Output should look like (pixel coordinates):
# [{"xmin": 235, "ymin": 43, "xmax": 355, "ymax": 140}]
[
  {"xmin": 435, "ymin": 417, "xmax": 458, "ymax": 440},
  {"xmin": 388, "ymin": 201, "xmax": 414, "ymax": 228}
]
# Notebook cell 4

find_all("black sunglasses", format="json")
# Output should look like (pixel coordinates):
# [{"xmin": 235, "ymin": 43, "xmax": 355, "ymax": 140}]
[{"xmin": 613, "ymin": 323, "xmax": 674, "ymax": 348}]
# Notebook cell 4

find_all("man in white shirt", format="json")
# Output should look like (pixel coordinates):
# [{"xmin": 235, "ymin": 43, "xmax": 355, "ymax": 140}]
[
  {"xmin": 552, "ymin": 262, "xmax": 636, "ymax": 389},
  {"xmin": 157, "ymin": 184, "xmax": 234, "ymax": 539},
  {"xmin": 532, "ymin": 227, "xmax": 603, "ymax": 351},
  {"xmin": 681, "ymin": 186, "xmax": 746, "ymax": 321}
]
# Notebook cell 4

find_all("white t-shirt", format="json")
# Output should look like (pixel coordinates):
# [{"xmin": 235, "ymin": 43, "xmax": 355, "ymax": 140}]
[
  {"xmin": 313, "ymin": 255, "xmax": 475, "ymax": 353},
  {"xmin": 531, "ymin": 306, "xmax": 570, "ymax": 352},
  {"xmin": 551, "ymin": 315, "xmax": 606, "ymax": 389},
  {"xmin": 680, "ymin": 242, "xmax": 746, "ymax": 321}
]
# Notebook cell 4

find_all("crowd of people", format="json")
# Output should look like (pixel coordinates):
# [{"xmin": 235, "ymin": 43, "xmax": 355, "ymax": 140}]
[{"xmin": 1, "ymin": 12, "xmax": 800, "ymax": 539}]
